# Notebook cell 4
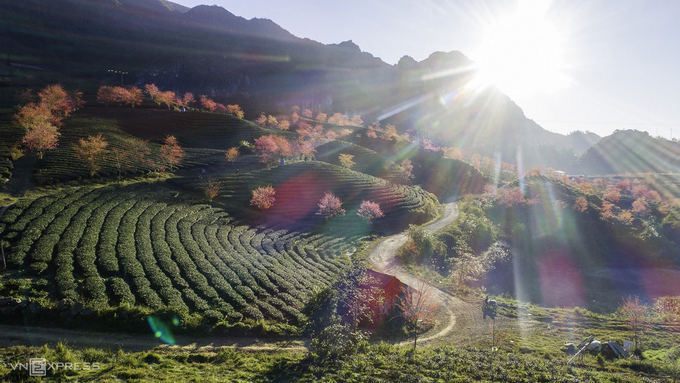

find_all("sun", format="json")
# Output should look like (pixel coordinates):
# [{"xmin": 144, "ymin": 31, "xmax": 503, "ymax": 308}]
[{"xmin": 469, "ymin": 0, "xmax": 571, "ymax": 98}]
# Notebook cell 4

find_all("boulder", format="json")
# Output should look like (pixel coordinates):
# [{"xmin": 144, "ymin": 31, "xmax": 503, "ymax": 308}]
[{"xmin": 57, "ymin": 299, "xmax": 74, "ymax": 311}]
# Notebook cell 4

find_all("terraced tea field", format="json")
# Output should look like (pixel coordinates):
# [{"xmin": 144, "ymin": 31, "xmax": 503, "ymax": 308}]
[
  {"xmin": 24, "ymin": 107, "xmax": 279, "ymax": 183},
  {"xmin": 183, "ymin": 161, "xmax": 440, "ymax": 230},
  {"xmin": 0, "ymin": 182, "xmax": 361, "ymax": 324},
  {"xmin": 314, "ymin": 141, "xmax": 401, "ymax": 182}
]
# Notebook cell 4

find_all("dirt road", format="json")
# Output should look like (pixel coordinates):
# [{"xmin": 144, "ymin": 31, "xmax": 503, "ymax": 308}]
[{"xmin": 369, "ymin": 199, "xmax": 487, "ymax": 348}]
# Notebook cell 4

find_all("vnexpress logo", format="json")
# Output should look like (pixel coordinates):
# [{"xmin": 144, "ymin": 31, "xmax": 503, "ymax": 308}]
[
  {"xmin": 30, "ymin": 358, "xmax": 47, "ymax": 377},
  {"xmin": 8, "ymin": 359, "xmax": 101, "ymax": 376}
]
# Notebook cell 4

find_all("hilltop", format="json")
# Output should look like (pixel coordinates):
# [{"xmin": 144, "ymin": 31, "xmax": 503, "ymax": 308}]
[{"xmin": 574, "ymin": 129, "xmax": 680, "ymax": 175}]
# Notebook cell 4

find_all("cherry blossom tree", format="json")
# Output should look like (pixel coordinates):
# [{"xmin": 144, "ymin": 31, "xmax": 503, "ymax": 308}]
[
  {"xmin": 122, "ymin": 87, "xmax": 143, "ymax": 108},
  {"xmin": 22, "ymin": 124, "xmax": 59, "ymax": 159},
  {"xmin": 251, "ymin": 185, "xmax": 276, "ymax": 209},
  {"xmin": 573, "ymin": 196, "xmax": 588, "ymax": 213},
  {"xmin": 159, "ymin": 135, "xmax": 184, "ymax": 171},
  {"xmin": 97, "ymin": 86, "xmax": 117, "ymax": 107},
  {"xmin": 74, "ymin": 134, "xmax": 109, "ymax": 176},
  {"xmin": 199, "ymin": 96, "xmax": 217, "ymax": 112},
  {"xmin": 357, "ymin": 200, "xmax": 384, "ymax": 223},
  {"xmin": 317, "ymin": 192, "xmax": 345, "ymax": 219},
  {"xmin": 14, "ymin": 102, "xmax": 55, "ymax": 130},
  {"xmin": 632, "ymin": 198, "xmax": 649, "ymax": 217},
  {"xmin": 145, "ymin": 84, "xmax": 160, "ymax": 101},
  {"xmin": 38, "ymin": 84, "xmax": 71, "ymax": 117},
  {"xmin": 255, "ymin": 113, "xmax": 267, "ymax": 126},
  {"xmin": 302, "ymin": 108, "xmax": 313, "ymax": 119},
  {"xmin": 67, "ymin": 90, "xmax": 85, "ymax": 112},
  {"xmin": 156, "ymin": 91, "xmax": 176, "ymax": 110},
  {"xmin": 176, "ymin": 92, "xmax": 195, "ymax": 108},
  {"xmin": 226, "ymin": 104, "xmax": 244, "ymax": 118},
  {"xmin": 315, "ymin": 113, "xmax": 327, "ymax": 123},
  {"xmin": 600, "ymin": 202, "xmax": 615, "ymax": 220},
  {"xmin": 202, "ymin": 177, "xmax": 220, "ymax": 202},
  {"xmin": 620, "ymin": 295, "xmax": 650, "ymax": 349},
  {"xmin": 254, "ymin": 135, "xmax": 291, "ymax": 163},
  {"xmin": 603, "ymin": 187, "xmax": 621, "ymax": 204}
]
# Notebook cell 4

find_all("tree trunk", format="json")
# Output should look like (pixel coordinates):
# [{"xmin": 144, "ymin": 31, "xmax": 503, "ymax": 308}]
[{"xmin": 1, "ymin": 243, "xmax": 5, "ymax": 270}]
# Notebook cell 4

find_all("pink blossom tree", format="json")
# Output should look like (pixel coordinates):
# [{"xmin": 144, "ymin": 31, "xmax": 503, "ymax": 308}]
[
  {"xmin": 317, "ymin": 192, "xmax": 345, "ymax": 219},
  {"xmin": 357, "ymin": 200, "xmax": 384, "ymax": 223},
  {"xmin": 251, "ymin": 185, "xmax": 276, "ymax": 209},
  {"xmin": 22, "ymin": 124, "xmax": 59, "ymax": 159}
]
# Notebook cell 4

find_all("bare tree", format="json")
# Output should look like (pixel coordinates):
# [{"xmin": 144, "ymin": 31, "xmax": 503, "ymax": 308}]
[
  {"xmin": 396, "ymin": 279, "xmax": 440, "ymax": 352},
  {"xmin": 620, "ymin": 295, "xmax": 649, "ymax": 350}
]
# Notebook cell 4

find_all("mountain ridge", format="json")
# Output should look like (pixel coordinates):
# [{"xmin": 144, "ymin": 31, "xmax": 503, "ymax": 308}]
[{"xmin": 0, "ymin": 0, "xmax": 602, "ymax": 166}]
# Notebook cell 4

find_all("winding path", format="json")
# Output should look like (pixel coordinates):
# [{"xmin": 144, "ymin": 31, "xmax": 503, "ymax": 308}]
[{"xmin": 369, "ymin": 199, "xmax": 480, "ymax": 347}]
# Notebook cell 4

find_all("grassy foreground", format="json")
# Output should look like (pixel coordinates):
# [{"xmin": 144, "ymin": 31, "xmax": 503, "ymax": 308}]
[{"xmin": 1, "ymin": 341, "xmax": 677, "ymax": 382}]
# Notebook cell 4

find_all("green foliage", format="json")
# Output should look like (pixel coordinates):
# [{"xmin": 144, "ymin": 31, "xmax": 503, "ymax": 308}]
[{"xmin": 0, "ymin": 181, "xmax": 375, "ymax": 328}]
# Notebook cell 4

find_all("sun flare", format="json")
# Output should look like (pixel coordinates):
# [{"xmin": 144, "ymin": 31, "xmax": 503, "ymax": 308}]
[{"xmin": 470, "ymin": 0, "xmax": 571, "ymax": 98}]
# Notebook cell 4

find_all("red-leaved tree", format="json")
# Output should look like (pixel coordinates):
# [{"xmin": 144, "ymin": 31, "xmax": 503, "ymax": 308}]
[
  {"xmin": 357, "ymin": 200, "xmax": 384, "ymax": 223},
  {"xmin": 317, "ymin": 192, "xmax": 345, "ymax": 219},
  {"xmin": 251, "ymin": 185, "xmax": 276, "ymax": 209}
]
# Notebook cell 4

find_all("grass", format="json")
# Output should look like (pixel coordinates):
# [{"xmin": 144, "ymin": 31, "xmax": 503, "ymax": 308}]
[{"xmin": 0, "ymin": 341, "xmax": 676, "ymax": 382}]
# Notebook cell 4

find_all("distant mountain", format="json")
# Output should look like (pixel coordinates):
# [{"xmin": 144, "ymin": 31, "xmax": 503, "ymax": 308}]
[
  {"xmin": 574, "ymin": 130, "xmax": 680, "ymax": 175},
  {"xmin": 0, "ymin": 0, "xmax": 600, "ymax": 167}
]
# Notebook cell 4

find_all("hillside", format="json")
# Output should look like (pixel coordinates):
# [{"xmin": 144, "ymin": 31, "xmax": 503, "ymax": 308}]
[
  {"xmin": 0, "ymin": 0, "xmax": 602, "ymax": 163},
  {"xmin": 484, "ymin": 176, "xmax": 680, "ymax": 311},
  {"xmin": 574, "ymin": 130, "xmax": 680, "ymax": 175}
]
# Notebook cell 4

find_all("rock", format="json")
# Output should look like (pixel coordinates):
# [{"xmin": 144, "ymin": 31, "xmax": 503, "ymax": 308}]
[
  {"xmin": 72, "ymin": 302, "xmax": 83, "ymax": 313},
  {"xmin": 57, "ymin": 299, "xmax": 74, "ymax": 311},
  {"xmin": 0, "ymin": 297, "xmax": 12, "ymax": 307},
  {"xmin": 0, "ymin": 306, "xmax": 13, "ymax": 315},
  {"xmin": 9, "ymin": 298, "xmax": 22, "ymax": 307}
]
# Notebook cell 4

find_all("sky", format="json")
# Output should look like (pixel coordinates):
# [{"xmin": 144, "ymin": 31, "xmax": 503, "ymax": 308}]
[{"xmin": 172, "ymin": 0, "xmax": 680, "ymax": 139}]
